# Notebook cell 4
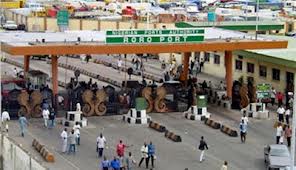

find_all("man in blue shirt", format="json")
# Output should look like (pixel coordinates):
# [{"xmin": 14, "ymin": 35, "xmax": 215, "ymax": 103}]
[
  {"xmin": 148, "ymin": 141, "xmax": 155, "ymax": 168},
  {"xmin": 110, "ymin": 157, "xmax": 120, "ymax": 170},
  {"xmin": 239, "ymin": 119, "xmax": 248, "ymax": 143},
  {"xmin": 101, "ymin": 156, "xmax": 110, "ymax": 170}
]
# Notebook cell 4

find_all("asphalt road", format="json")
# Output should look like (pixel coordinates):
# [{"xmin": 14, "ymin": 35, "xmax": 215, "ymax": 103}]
[{"xmin": 6, "ymin": 107, "xmax": 282, "ymax": 170}]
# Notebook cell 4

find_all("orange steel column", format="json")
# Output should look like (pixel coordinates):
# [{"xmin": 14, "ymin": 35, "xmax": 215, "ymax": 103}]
[
  {"xmin": 24, "ymin": 55, "xmax": 30, "ymax": 77},
  {"xmin": 180, "ymin": 52, "xmax": 190, "ymax": 82},
  {"xmin": 225, "ymin": 51, "xmax": 233, "ymax": 98},
  {"xmin": 51, "ymin": 55, "xmax": 58, "ymax": 96}
]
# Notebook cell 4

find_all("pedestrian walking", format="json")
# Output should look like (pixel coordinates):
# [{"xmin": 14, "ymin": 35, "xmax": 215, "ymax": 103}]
[
  {"xmin": 117, "ymin": 58, "xmax": 123, "ymax": 73},
  {"xmin": 221, "ymin": 161, "xmax": 228, "ymax": 170},
  {"xmin": 125, "ymin": 152, "xmax": 136, "ymax": 170},
  {"xmin": 18, "ymin": 114, "xmax": 28, "ymax": 137},
  {"xmin": 97, "ymin": 133, "xmax": 107, "ymax": 157},
  {"xmin": 73, "ymin": 122, "xmax": 81, "ymax": 145},
  {"xmin": 68, "ymin": 129, "xmax": 76, "ymax": 154},
  {"xmin": 279, "ymin": 131, "xmax": 284, "ymax": 145},
  {"xmin": 61, "ymin": 128, "xmax": 68, "ymax": 153},
  {"xmin": 1, "ymin": 110, "xmax": 10, "ymax": 133},
  {"xmin": 138, "ymin": 142, "xmax": 149, "ymax": 168},
  {"xmin": 241, "ymin": 113, "xmax": 248, "ymax": 125},
  {"xmin": 285, "ymin": 107, "xmax": 291, "ymax": 124},
  {"xmin": 116, "ymin": 140, "xmax": 130, "ymax": 157},
  {"xmin": 49, "ymin": 108, "xmax": 55, "ymax": 128},
  {"xmin": 277, "ymin": 92, "xmax": 284, "ymax": 107},
  {"xmin": 76, "ymin": 103, "xmax": 81, "ymax": 112},
  {"xmin": 277, "ymin": 105, "xmax": 285, "ymax": 122},
  {"xmin": 110, "ymin": 157, "xmax": 120, "ymax": 170},
  {"xmin": 239, "ymin": 119, "xmax": 247, "ymax": 143},
  {"xmin": 42, "ymin": 108, "xmax": 49, "ymax": 128},
  {"xmin": 119, "ymin": 156, "xmax": 126, "ymax": 170},
  {"xmin": 276, "ymin": 123, "xmax": 283, "ymax": 144},
  {"xmin": 148, "ymin": 141, "xmax": 155, "ymax": 168},
  {"xmin": 285, "ymin": 125, "xmax": 292, "ymax": 147},
  {"xmin": 270, "ymin": 87, "xmax": 276, "ymax": 106},
  {"xmin": 198, "ymin": 136, "xmax": 208, "ymax": 163},
  {"xmin": 13, "ymin": 67, "xmax": 18, "ymax": 77},
  {"xmin": 101, "ymin": 156, "xmax": 110, "ymax": 170}
]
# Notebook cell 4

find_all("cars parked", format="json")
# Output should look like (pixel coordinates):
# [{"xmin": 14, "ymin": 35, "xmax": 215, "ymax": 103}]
[
  {"xmin": 264, "ymin": 144, "xmax": 291, "ymax": 170},
  {"xmin": 3, "ymin": 20, "xmax": 18, "ymax": 30}
]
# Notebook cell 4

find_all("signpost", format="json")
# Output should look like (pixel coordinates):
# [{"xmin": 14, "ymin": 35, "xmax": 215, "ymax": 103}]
[
  {"xmin": 106, "ymin": 29, "xmax": 205, "ymax": 44},
  {"xmin": 256, "ymin": 83, "xmax": 271, "ymax": 99},
  {"xmin": 57, "ymin": 10, "xmax": 69, "ymax": 26}
]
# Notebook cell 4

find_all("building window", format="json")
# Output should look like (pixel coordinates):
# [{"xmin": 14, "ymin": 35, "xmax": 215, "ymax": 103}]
[
  {"xmin": 272, "ymin": 68, "xmax": 280, "ymax": 81},
  {"xmin": 204, "ymin": 52, "xmax": 210, "ymax": 62},
  {"xmin": 214, "ymin": 54, "xmax": 220, "ymax": 64},
  {"xmin": 235, "ymin": 60, "xmax": 243, "ymax": 71},
  {"xmin": 238, "ymin": 55, "xmax": 243, "ymax": 59},
  {"xmin": 247, "ymin": 63, "xmax": 254, "ymax": 73},
  {"xmin": 259, "ymin": 65, "xmax": 267, "ymax": 77}
]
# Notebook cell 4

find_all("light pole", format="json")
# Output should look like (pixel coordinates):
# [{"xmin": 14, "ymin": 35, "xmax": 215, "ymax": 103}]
[
  {"xmin": 146, "ymin": 0, "xmax": 150, "ymax": 29},
  {"xmin": 255, "ymin": 0, "xmax": 259, "ymax": 40},
  {"xmin": 291, "ymin": 74, "xmax": 296, "ymax": 170}
]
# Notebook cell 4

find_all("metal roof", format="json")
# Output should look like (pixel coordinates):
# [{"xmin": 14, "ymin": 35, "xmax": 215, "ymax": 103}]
[{"xmin": 235, "ymin": 35, "xmax": 296, "ymax": 69}]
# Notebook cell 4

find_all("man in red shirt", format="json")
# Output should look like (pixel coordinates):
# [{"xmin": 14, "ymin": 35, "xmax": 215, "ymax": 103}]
[
  {"xmin": 276, "ymin": 92, "xmax": 284, "ymax": 107},
  {"xmin": 116, "ymin": 140, "xmax": 130, "ymax": 157}
]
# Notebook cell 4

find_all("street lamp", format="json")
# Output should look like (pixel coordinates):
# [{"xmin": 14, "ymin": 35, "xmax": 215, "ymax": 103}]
[
  {"xmin": 146, "ymin": 0, "xmax": 150, "ymax": 29},
  {"xmin": 255, "ymin": 0, "xmax": 259, "ymax": 40}
]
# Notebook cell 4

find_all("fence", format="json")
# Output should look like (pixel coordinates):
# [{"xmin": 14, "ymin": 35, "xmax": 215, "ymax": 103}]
[{"xmin": 0, "ymin": 134, "xmax": 47, "ymax": 170}]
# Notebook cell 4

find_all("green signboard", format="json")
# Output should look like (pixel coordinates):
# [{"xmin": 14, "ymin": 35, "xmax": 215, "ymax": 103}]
[
  {"xmin": 57, "ymin": 10, "xmax": 69, "ymax": 26},
  {"xmin": 106, "ymin": 29, "xmax": 204, "ymax": 44},
  {"xmin": 196, "ymin": 95, "xmax": 207, "ymax": 108},
  {"xmin": 256, "ymin": 83, "xmax": 272, "ymax": 99}
]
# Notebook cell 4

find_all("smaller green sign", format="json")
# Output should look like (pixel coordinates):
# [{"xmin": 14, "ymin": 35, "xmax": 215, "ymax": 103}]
[
  {"xmin": 256, "ymin": 83, "xmax": 271, "ymax": 99},
  {"xmin": 135, "ymin": 97, "xmax": 147, "ymax": 111},
  {"xmin": 57, "ymin": 10, "xmax": 69, "ymax": 26}
]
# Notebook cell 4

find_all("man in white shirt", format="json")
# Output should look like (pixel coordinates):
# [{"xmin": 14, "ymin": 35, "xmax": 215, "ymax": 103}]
[
  {"xmin": 277, "ymin": 105, "xmax": 285, "ymax": 122},
  {"xmin": 73, "ymin": 122, "xmax": 81, "ymax": 145},
  {"xmin": 138, "ymin": 142, "xmax": 149, "ymax": 168},
  {"xmin": 1, "ymin": 110, "xmax": 10, "ymax": 132},
  {"xmin": 117, "ymin": 58, "xmax": 123, "ymax": 73},
  {"xmin": 76, "ymin": 103, "xmax": 81, "ymax": 112},
  {"xmin": 276, "ymin": 123, "xmax": 283, "ymax": 144},
  {"xmin": 61, "ymin": 128, "xmax": 68, "ymax": 153},
  {"xmin": 285, "ymin": 107, "xmax": 291, "ymax": 125},
  {"xmin": 241, "ymin": 112, "xmax": 248, "ymax": 125},
  {"xmin": 42, "ymin": 108, "xmax": 50, "ymax": 128},
  {"xmin": 270, "ymin": 87, "xmax": 276, "ymax": 106},
  {"xmin": 96, "ymin": 133, "xmax": 106, "ymax": 158},
  {"xmin": 13, "ymin": 68, "xmax": 18, "ymax": 78}
]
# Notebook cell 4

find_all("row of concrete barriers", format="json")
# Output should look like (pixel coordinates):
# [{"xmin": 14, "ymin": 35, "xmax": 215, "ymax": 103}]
[
  {"xmin": 149, "ymin": 121, "xmax": 182, "ymax": 142},
  {"xmin": 32, "ymin": 139, "xmax": 55, "ymax": 162},
  {"xmin": 204, "ymin": 118, "xmax": 238, "ymax": 137}
]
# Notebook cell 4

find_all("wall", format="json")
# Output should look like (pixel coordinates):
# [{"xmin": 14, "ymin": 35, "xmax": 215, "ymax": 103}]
[
  {"xmin": 200, "ymin": 51, "xmax": 296, "ymax": 93},
  {"xmin": 0, "ymin": 134, "xmax": 47, "ymax": 170}
]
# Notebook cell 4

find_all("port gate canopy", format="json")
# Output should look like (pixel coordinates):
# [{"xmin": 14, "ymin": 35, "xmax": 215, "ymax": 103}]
[
  {"xmin": 0, "ymin": 27, "xmax": 287, "ymax": 55},
  {"xmin": 0, "ymin": 27, "xmax": 288, "ymax": 98}
]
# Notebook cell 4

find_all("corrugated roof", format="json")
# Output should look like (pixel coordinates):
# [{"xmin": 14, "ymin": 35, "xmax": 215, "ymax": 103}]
[{"xmin": 247, "ymin": 35, "xmax": 296, "ymax": 63}]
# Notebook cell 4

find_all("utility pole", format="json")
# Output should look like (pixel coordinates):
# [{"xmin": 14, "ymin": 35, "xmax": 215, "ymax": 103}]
[
  {"xmin": 146, "ymin": 0, "xmax": 150, "ymax": 29},
  {"xmin": 255, "ymin": 0, "xmax": 259, "ymax": 40},
  {"xmin": 291, "ymin": 73, "xmax": 296, "ymax": 170}
]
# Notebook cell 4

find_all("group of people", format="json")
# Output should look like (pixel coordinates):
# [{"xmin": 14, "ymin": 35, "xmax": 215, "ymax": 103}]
[
  {"xmin": 60, "ymin": 122, "xmax": 81, "ymax": 154},
  {"xmin": 276, "ymin": 123, "xmax": 292, "ymax": 147},
  {"xmin": 97, "ymin": 138, "xmax": 156, "ymax": 170},
  {"xmin": 276, "ymin": 105, "xmax": 292, "ymax": 124},
  {"xmin": 189, "ymin": 58, "xmax": 204, "ymax": 76}
]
